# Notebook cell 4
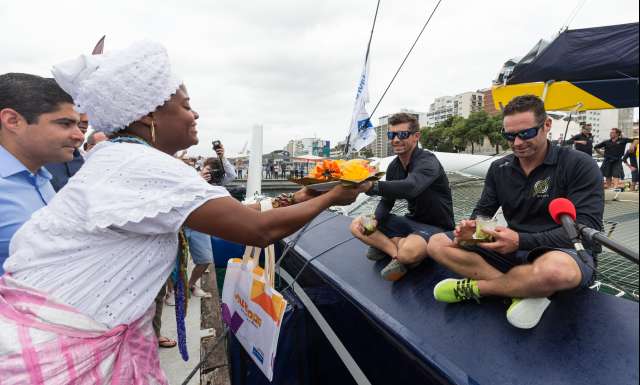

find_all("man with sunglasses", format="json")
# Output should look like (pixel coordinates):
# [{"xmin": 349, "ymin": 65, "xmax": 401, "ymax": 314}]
[
  {"xmin": 426, "ymin": 95, "xmax": 603, "ymax": 329},
  {"xmin": 350, "ymin": 112, "xmax": 454, "ymax": 281}
]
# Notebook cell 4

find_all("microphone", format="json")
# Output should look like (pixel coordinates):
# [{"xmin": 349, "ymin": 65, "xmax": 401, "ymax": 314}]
[
  {"xmin": 548, "ymin": 198, "xmax": 583, "ymax": 250},
  {"xmin": 549, "ymin": 198, "xmax": 639, "ymax": 264}
]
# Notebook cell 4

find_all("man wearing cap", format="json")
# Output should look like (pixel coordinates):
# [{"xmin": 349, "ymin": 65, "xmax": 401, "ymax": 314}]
[
  {"xmin": 0, "ymin": 73, "xmax": 83, "ymax": 274},
  {"xmin": 566, "ymin": 123, "xmax": 594, "ymax": 156}
]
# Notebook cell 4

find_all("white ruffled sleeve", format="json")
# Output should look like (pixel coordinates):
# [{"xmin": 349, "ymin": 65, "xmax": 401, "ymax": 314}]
[{"xmin": 84, "ymin": 144, "xmax": 229, "ymax": 234}]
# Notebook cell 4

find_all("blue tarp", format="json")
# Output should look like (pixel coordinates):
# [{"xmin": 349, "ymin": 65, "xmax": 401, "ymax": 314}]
[{"xmin": 507, "ymin": 23, "xmax": 639, "ymax": 84}]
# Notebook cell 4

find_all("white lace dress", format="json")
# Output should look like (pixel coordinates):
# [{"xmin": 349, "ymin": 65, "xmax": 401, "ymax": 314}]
[{"xmin": 4, "ymin": 141, "xmax": 229, "ymax": 328}]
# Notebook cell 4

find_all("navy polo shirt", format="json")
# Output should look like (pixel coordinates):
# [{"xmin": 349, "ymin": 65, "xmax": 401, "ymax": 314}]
[{"xmin": 472, "ymin": 142, "xmax": 603, "ymax": 251}]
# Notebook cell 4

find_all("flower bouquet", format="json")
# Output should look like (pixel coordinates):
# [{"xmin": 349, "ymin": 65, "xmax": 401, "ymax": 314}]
[{"xmin": 291, "ymin": 159, "xmax": 385, "ymax": 191}]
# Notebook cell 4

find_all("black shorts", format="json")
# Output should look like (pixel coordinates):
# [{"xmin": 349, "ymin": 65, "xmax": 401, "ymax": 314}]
[
  {"xmin": 378, "ymin": 214, "xmax": 444, "ymax": 243},
  {"xmin": 443, "ymin": 232, "xmax": 595, "ymax": 290},
  {"xmin": 601, "ymin": 159, "xmax": 624, "ymax": 178},
  {"xmin": 631, "ymin": 169, "xmax": 638, "ymax": 183}
]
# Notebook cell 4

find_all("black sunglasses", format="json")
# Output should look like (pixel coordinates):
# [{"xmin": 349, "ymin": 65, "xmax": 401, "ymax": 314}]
[
  {"xmin": 387, "ymin": 130, "xmax": 416, "ymax": 140},
  {"xmin": 501, "ymin": 122, "xmax": 544, "ymax": 142}
]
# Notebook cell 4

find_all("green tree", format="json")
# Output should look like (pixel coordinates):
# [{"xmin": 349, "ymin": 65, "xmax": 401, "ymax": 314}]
[
  {"xmin": 464, "ymin": 112, "xmax": 492, "ymax": 154},
  {"xmin": 484, "ymin": 113, "xmax": 509, "ymax": 154},
  {"xmin": 360, "ymin": 147, "xmax": 374, "ymax": 158}
]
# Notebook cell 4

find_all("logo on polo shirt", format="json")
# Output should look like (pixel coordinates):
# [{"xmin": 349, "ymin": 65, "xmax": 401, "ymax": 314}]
[{"xmin": 532, "ymin": 177, "xmax": 551, "ymax": 197}]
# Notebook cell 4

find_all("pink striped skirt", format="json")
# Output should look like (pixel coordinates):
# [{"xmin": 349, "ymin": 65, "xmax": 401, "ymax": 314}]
[{"xmin": 0, "ymin": 276, "xmax": 168, "ymax": 385}]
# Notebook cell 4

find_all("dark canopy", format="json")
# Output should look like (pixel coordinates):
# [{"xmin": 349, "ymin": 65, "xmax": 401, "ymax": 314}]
[{"xmin": 507, "ymin": 22, "xmax": 639, "ymax": 85}]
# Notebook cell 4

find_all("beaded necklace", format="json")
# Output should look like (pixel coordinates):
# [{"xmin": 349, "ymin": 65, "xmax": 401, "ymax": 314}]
[{"xmin": 110, "ymin": 134, "xmax": 191, "ymax": 361}]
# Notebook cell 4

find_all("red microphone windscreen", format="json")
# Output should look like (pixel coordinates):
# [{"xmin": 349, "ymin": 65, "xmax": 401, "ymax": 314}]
[{"xmin": 548, "ymin": 198, "xmax": 576, "ymax": 224}]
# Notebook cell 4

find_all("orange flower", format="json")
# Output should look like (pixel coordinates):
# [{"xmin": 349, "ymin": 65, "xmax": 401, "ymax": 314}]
[{"xmin": 309, "ymin": 160, "xmax": 343, "ymax": 180}]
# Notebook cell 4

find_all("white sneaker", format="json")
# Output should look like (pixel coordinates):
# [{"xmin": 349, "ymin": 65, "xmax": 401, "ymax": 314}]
[
  {"xmin": 506, "ymin": 297, "xmax": 551, "ymax": 329},
  {"xmin": 190, "ymin": 285, "xmax": 212, "ymax": 298}
]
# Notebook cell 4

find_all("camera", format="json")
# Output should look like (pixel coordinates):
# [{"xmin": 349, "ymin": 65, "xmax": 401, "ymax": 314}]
[
  {"xmin": 209, "ymin": 159, "xmax": 226, "ymax": 185},
  {"xmin": 212, "ymin": 140, "xmax": 222, "ymax": 150}
]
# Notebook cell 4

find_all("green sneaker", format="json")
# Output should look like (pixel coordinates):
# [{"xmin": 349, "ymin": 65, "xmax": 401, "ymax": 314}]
[
  {"xmin": 506, "ymin": 297, "xmax": 551, "ymax": 329},
  {"xmin": 433, "ymin": 278, "xmax": 480, "ymax": 303}
]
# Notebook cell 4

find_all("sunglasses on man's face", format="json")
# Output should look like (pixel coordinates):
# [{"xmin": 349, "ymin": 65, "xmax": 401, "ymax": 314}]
[
  {"xmin": 387, "ymin": 130, "xmax": 415, "ymax": 140},
  {"xmin": 501, "ymin": 123, "xmax": 544, "ymax": 142}
]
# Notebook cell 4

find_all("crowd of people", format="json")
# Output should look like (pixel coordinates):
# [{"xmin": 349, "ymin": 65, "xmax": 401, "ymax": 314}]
[
  {"xmin": 566, "ymin": 122, "xmax": 639, "ymax": 191},
  {"xmin": 0, "ymin": 38, "xmax": 637, "ymax": 383}
]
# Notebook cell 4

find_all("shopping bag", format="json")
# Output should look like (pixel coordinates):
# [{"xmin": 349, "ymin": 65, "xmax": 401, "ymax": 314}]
[{"xmin": 221, "ymin": 201, "xmax": 287, "ymax": 381}]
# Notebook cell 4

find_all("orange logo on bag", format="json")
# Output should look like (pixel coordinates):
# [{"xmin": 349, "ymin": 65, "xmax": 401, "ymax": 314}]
[
  {"xmin": 250, "ymin": 279, "xmax": 286, "ymax": 325},
  {"xmin": 235, "ymin": 293, "xmax": 262, "ymax": 328}
]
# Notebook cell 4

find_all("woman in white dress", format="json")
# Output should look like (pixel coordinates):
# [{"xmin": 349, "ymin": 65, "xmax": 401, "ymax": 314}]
[{"xmin": 0, "ymin": 40, "xmax": 368, "ymax": 384}]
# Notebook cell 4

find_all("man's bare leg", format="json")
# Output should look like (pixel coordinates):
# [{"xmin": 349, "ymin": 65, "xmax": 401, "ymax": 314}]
[
  {"xmin": 428, "ymin": 235, "xmax": 582, "ymax": 298},
  {"xmin": 189, "ymin": 264, "xmax": 210, "ymax": 288},
  {"xmin": 396, "ymin": 234, "xmax": 430, "ymax": 265},
  {"xmin": 612, "ymin": 177, "xmax": 621, "ymax": 188},
  {"xmin": 427, "ymin": 233, "xmax": 503, "ymax": 280},
  {"xmin": 477, "ymin": 251, "xmax": 581, "ymax": 298}
]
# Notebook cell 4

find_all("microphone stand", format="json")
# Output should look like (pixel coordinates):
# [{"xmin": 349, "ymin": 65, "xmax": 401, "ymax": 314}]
[{"xmin": 577, "ymin": 224, "xmax": 639, "ymax": 265}]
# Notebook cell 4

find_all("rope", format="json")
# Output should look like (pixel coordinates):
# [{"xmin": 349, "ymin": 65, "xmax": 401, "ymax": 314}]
[{"xmin": 368, "ymin": 0, "xmax": 444, "ymax": 118}]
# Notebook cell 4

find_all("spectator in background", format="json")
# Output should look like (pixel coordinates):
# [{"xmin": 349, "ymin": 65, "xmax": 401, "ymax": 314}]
[
  {"xmin": 84, "ymin": 129, "xmax": 108, "ymax": 152},
  {"xmin": 202, "ymin": 157, "xmax": 236, "ymax": 186},
  {"xmin": 622, "ymin": 138, "xmax": 639, "ymax": 191},
  {"xmin": 595, "ymin": 128, "xmax": 634, "ymax": 188},
  {"xmin": 44, "ymin": 112, "xmax": 88, "ymax": 191},
  {"xmin": 566, "ymin": 123, "xmax": 594, "ymax": 156},
  {"xmin": 0, "ymin": 73, "xmax": 82, "ymax": 274}
]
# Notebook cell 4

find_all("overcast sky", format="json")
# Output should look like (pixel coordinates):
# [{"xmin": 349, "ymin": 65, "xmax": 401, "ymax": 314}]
[{"xmin": 1, "ymin": 0, "xmax": 638, "ymax": 156}]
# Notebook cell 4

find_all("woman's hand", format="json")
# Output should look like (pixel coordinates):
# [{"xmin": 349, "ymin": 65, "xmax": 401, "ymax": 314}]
[
  {"xmin": 326, "ymin": 182, "xmax": 372, "ymax": 206},
  {"xmin": 292, "ymin": 187, "xmax": 321, "ymax": 204}
]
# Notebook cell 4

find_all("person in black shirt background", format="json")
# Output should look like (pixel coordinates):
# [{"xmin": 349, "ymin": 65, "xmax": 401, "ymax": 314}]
[
  {"xmin": 595, "ymin": 127, "xmax": 634, "ymax": 188},
  {"xmin": 427, "ymin": 95, "xmax": 603, "ymax": 329},
  {"xmin": 565, "ymin": 122, "xmax": 593, "ymax": 156},
  {"xmin": 350, "ymin": 112, "xmax": 454, "ymax": 281},
  {"xmin": 622, "ymin": 138, "xmax": 638, "ymax": 191}
]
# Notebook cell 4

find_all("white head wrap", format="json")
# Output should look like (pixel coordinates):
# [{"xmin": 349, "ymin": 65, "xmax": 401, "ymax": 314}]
[{"xmin": 51, "ymin": 40, "xmax": 182, "ymax": 134}]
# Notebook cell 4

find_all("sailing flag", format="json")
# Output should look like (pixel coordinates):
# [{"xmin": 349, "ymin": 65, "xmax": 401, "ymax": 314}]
[{"xmin": 346, "ymin": 59, "xmax": 374, "ymax": 152}]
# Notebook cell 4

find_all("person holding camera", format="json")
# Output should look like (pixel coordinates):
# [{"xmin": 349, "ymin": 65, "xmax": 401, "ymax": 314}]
[{"xmin": 201, "ymin": 140, "xmax": 236, "ymax": 186}]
